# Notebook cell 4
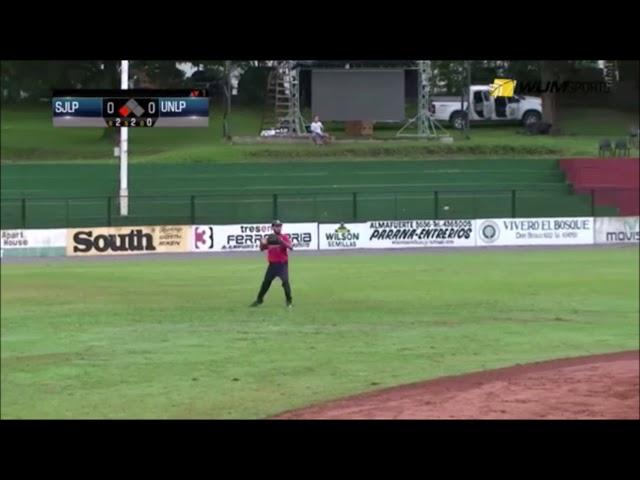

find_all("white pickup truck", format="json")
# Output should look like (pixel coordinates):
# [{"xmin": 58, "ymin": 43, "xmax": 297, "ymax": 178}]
[{"xmin": 429, "ymin": 85, "xmax": 543, "ymax": 130}]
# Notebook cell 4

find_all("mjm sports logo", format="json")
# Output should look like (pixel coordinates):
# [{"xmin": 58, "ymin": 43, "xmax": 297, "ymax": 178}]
[
  {"xmin": 194, "ymin": 226, "xmax": 214, "ymax": 250},
  {"xmin": 73, "ymin": 229, "xmax": 155, "ymax": 253},
  {"xmin": 490, "ymin": 79, "xmax": 517, "ymax": 98},
  {"xmin": 490, "ymin": 78, "xmax": 610, "ymax": 97}
]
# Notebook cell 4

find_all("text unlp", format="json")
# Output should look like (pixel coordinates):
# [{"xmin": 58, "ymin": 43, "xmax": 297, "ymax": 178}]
[{"xmin": 160, "ymin": 101, "xmax": 187, "ymax": 112}]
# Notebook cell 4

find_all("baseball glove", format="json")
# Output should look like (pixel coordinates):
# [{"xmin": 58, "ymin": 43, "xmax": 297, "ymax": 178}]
[{"xmin": 266, "ymin": 234, "xmax": 282, "ymax": 246}]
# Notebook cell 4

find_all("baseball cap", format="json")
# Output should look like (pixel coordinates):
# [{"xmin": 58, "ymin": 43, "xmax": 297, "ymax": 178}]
[{"xmin": 272, "ymin": 219, "xmax": 283, "ymax": 226}]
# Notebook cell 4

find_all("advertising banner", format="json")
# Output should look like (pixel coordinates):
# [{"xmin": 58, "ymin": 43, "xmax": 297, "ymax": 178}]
[
  {"xmin": 476, "ymin": 217, "xmax": 594, "ymax": 246},
  {"xmin": 1, "ymin": 229, "xmax": 67, "ymax": 257},
  {"xmin": 318, "ymin": 223, "xmax": 369, "ymax": 250},
  {"xmin": 191, "ymin": 225, "xmax": 215, "ymax": 251},
  {"xmin": 67, "ymin": 225, "xmax": 189, "ymax": 256},
  {"xmin": 595, "ymin": 217, "xmax": 640, "ymax": 244},
  {"xmin": 319, "ymin": 220, "xmax": 476, "ymax": 249},
  {"xmin": 191, "ymin": 223, "xmax": 318, "ymax": 252},
  {"xmin": 367, "ymin": 219, "xmax": 476, "ymax": 248}
]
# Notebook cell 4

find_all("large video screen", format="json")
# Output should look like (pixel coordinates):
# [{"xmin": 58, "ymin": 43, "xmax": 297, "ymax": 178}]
[{"xmin": 311, "ymin": 69, "xmax": 405, "ymax": 122}]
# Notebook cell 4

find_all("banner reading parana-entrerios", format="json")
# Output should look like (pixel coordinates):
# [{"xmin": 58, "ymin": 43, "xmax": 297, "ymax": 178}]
[
  {"xmin": 67, "ymin": 225, "xmax": 189, "ymax": 256},
  {"xmin": 319, "ymin": 219, "xmax": 476, "ymax": 249}
]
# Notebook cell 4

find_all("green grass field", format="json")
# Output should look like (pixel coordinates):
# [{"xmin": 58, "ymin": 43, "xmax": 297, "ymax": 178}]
[
  {"xmin": 1, "ymin": 105, "xmax": 638, "ymax": 163},
  {"xmin": 1, "ymin": 247, "xmax": 638, "ymax": 419}
]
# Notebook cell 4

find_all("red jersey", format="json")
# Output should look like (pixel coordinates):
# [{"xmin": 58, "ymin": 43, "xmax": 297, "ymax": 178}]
[{"xmin": 266, "ymin": 234, "xmax": 292, "ymax": 263}]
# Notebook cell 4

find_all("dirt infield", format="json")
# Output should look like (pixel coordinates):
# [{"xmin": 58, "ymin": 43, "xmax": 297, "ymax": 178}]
[{"xmin": 274, "ymin": 351, "xmax": 639, "ymax": 419}]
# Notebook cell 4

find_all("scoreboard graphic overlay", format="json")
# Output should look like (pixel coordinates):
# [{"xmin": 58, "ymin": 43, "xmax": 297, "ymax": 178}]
[{"xmin": 52, "ymin": 89, "xmax": 209, "ymax": 128}]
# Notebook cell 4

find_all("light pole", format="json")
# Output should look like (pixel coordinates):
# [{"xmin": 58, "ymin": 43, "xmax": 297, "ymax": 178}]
[{"xmin": 119, "ymin": 60, "xmax": 129, "ymax": 216}]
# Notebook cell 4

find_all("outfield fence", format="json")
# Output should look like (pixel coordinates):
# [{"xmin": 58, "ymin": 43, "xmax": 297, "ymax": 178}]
[
  {"xmin": 0, "ymin": 187, "xmax": 634, "ymax": 230},
  {"xmin": 3, "ymin": 216, "xmax": 639, "ymax": 259}
]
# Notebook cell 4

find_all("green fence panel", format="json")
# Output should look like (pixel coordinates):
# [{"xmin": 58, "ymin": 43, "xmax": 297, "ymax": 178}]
[
  {"xmin": 195, "ymin": 195, "xmax": 272, "ymax": 225},
  {"xmin": 66, "ymin": 198, "xmax": 110, "ymax": 228},
  {"xmin": 356, "ymin": 193, "xmax": 397, "ymax": 221},
  {"xmin": 25, "ymin": 199, "xmax": 67, "ymax": 229},
  {"xmin": 0, "ymin": 199, "xmax": 23, "ymax": 229},
  {"xmin": 277, "ymin": 195, "xmax": 317, "ymax": 223},
  {"xmin": 396, "ymin": 193, "xmax": 436, "ymax": 220},
  {"xmin": 515, "ymin": 192, "xmax": 592, "ymax": 218},
  {"xmin": 314, "ymin": 194, "xmax": 353, "ymax": 223}
]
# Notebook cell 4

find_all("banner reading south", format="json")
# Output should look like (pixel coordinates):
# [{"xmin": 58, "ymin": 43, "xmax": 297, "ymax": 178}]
[{"xmin": 67, "ymin": 225, "xmax": 189, "ymax": 256}]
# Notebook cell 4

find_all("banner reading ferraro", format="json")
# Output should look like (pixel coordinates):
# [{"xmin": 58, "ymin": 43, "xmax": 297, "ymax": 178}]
[
  {"xmin": 477, "ymin": 217, "xmax": 594, "ymax": 246},
  {"xmin": 192, "ymin": 223, "xmax": 318, "ymax": 252},
  {"xmin": 595, "ymin": 217, "xmax": 640, "ymax": 244},
  {"xmin": 67, "ymin": 225, "xmax": 189, "ymax": 256}
]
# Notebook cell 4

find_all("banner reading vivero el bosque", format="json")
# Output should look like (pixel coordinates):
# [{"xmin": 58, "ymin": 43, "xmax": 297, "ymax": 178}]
[{"xmin": 476, "ymin": 217, "xmax": 594, "ymax": 246}]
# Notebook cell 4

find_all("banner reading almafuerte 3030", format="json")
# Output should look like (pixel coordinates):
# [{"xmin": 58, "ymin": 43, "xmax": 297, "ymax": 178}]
[{"xmin": 319, "ymin": 220, "xmax": 476, "ymax": 249}]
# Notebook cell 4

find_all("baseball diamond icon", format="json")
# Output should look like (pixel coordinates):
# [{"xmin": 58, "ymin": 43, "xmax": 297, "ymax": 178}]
[{"xmin": 118, "ymin": 99, "xmax": 145, "ymax": 117}]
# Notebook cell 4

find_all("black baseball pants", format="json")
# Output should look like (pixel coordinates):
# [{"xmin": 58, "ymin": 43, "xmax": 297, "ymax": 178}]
[{"xmin": 256, "ymin": 262, "xmax": 292, "ymax": 303}]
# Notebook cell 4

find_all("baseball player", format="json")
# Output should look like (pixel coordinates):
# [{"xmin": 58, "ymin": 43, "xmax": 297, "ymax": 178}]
[{"xmin": 250, "ymin": 220, "xmax": 294, "ymax": 308}]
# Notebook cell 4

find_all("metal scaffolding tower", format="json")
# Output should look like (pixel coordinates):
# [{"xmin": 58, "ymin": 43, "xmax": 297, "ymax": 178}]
[
  {"xmin": 261, "ymin": 61, "xmax": 306, "ymax": 136},
  {"xmin": 396, "ymin": 60, "xmax": 449, "ymax": 138}
]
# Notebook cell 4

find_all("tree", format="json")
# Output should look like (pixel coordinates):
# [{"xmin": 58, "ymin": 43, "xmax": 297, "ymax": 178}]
[
  {"xmin": 129, "ymin": 61, "xmax": 187, "ymax": 88},
  {"xmin": 1, "ymin": 61, "xmax": 109, "ymax": 103},
  {"xmin": 540, "ymin": 60, "xmax": 561, "ymax": 131}
]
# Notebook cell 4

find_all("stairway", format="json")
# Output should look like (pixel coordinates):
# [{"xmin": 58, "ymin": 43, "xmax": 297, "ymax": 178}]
[{"xmin": 559, "ymin": 157, "xmax": 639, "ymax": 215}]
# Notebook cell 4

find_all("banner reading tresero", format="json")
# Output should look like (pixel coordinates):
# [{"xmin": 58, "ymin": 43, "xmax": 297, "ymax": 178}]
[{"xmin": 191, "ymin": 223, "xmax": 318, "ymax": 252}]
